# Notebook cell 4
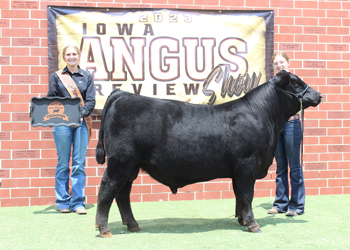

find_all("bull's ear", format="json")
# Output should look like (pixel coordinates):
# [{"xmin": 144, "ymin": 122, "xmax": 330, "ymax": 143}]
[{"xmin": 275, "ymin": 70, "xmax": 290, "ymax": 88}]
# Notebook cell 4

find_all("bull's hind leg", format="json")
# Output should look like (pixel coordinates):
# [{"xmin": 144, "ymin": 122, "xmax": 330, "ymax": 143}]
[
  {"xmin": 95, "ymin": 171, "xmax": 120, "ymax": 237},
  {"xmin": 115, "ymin": 179, "xmax": 141, "ymax": 232},
  {"xmin": 232, "ymin": 175, "xmax": 262, "ymax": 233}
]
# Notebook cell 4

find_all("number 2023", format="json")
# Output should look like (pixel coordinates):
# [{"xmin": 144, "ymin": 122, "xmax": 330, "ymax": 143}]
[{"xmin": 139, "ymin": 13, "xmax": 192, "ymax": 23}]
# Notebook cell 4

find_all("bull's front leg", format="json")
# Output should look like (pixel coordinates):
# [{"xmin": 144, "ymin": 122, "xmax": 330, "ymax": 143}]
[
  {"xmin": 232, "ymin": 176, "xmax": 262, "ymax": 233},
  {"xmin": 95, "ymin": 172, "xmax": 119, "ymax": 238},
  {"xmin": 115, "ymin": 180, "xmax": 141, "ymax": 232}
]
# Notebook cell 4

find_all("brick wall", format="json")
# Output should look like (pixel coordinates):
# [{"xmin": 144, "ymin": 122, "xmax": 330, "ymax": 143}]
[{"xmin": 0, "ymin": 0, "xmax": 349, "ymax": 207}]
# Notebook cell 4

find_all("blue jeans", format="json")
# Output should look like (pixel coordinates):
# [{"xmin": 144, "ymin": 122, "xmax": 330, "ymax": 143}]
[
  {"xmin": 272, "ymin": 119, "xmax": 305, "ymax": 214},
  {"xmin": 53, "ymin": 121, "xmax": 88, "ymax": 211}
]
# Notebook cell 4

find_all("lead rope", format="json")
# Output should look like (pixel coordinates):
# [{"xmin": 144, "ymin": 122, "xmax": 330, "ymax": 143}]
[{"xmin": 299, "ymin": 98, "xmax": 304, "ymax": 167}]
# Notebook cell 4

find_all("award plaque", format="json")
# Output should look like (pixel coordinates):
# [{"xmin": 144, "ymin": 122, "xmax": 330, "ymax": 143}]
[{"xmin": 30, "ymin": 97, "xmax": 82, "ymax": 127}]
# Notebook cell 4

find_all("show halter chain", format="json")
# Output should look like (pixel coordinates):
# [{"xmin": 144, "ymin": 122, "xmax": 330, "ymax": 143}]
[{"xmin": 269, "ymin": 80, "xmax": 309, "ymax": 167}]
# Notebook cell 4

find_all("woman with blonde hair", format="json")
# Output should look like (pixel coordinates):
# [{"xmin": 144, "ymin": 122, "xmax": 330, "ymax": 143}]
[
  {"xmin": 47, "ymin": 42, "xmax": 95, "ymax": 214},
  {"xmin": 267, "ymin": 51, "xmax": 305, "ymax": 216}
]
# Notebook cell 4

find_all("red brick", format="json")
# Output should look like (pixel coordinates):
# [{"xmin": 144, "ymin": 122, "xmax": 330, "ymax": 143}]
[
  {"xmin": 12, "ymin": 131, "xmax": 40, "ymax": 140},
  {"xmin": 12, "ymin": 57, "xmax": 40, "ymax": 65},
  {"xmin": 0, "ymin": 189, "xmax": 10, "ymax": 198},
  {"xmin": 1, "ymin": 10, "xmax": 29, "ymax": 18},
  {"xmin": 1, "ymin": 198, "xmax": 29, "ymax": 207},
  {"xmin": 143, "ymin": 193, "xmax": 169, "ymax": 202},
  {"xmin": 31, "ymin": 178, "xmax": 55, "ymax": 187},
  {"xmin": 204, "ymin": 182, "xmax": 230, "ymax": 191},
  {"xmin": 31, "ymin": 66, "xmax": 48, "ymax": 75},
  {"xmin": 320, "ymin": 35, "xmax": 341, "ymax": 43},
  {"xmin": 31, "ymin": 84, "xmax": 49, "ymax": 94},
  {"xmin": 12, "ymin": 169, "xmax": 40, "ymax": 178},
  {"xmin": 41, "ymin": 187, "xmax": 55, "ymax": 197},
  {"xmin": 1, "ymin": 103, "xmax": 31, "ymax": 112},
  {"xmin": 295, "ymin": 52, "xmax": 318, "ymax": 60},
  {"xmin": 1, "ymin": 66, "xmax": 29, "ymax": 75},
  {"xmin": 2, "ymin": 178, "xmax": 30, "ymax": 188},
  {"xmin": 320, "ymin": 136, "xmax": 342, "ymax": 145},
  {"xmin": 151, "ymin": 184, "xmax": 170, "ymax": 193},
  {"xmin": 255, "ymin": 180, "xmax": 275, "ymax": 189},
  {"xmin": 197, "ymin": 191, "xmax": 221, "ymax": 200},
  {"xmin": 31, "ymin": 140, "xmax": 56, "ymax": 149},
  {"xmin": 86, "ymin": 195, "xmax": 99, "ymax": 204},
  {"xmin": 295, "ymin": 1, "xmax": 318, "ymax": 9},
  {"xmin": 275, "ymin": 17, "xmax": 294, "ymax": 25},
  {"xmin": 295, "ymin": 18, "xmax": 318, "ymax": 26},
  {"xmin": 294, "ymin": 69, "xmax": 318, "ymax": 77},
  {"xmin": 194, "ymin": 0, "xmax": 219, "ymax": 5},
  {"xmin": 304, "ymin": 171, "xmax": 319, "ymax": 179},
  {"xmin": 275, "ymin": 34, "xmax": 294, "ymax": 43},
  {"xmin": 131, "ymin": 184, "xmax": 152, "ymax": 194},
  {"xmin": 295, "ymin": 35, "xmax": 318, "ymax": 43},
  {"xmin": 320, "ymin": 188, "xmax": 343, "ymax": 195},
  {"xmin": 277, "ymin": 8, "xmax": 302, "ymax": 17},
  {"xmin": 1, "ymin": 139, "xmax": 30, "ymax": 150},
  {"xmin": 319, "ymin": 18, "xmax": 342, "ymax": 27},
  {"xmin": 320, "ymin": 70, "xmax": 342, "ymax": 78},
  {"xmin": 271, "ymin": 0, "xmax": 293, "ymax": 8},
  {"xmin": 303, "ymin": 43, "xmax": 326, "ymax": 52},
  {"xmin": 12, "ymin": 188, "xmax": 39, "ymax": 198},
  {"xmin": 329, "ymin": 179, "xmax": 350, "ymax": 187},
  {"xmin": 319, "ymin": 119, "xmax": 342, "ymax": 127},
  {"xmin": 305, "ymin": 188, "xmax": 319, "ymax": 196},
  {"xmin": 0, "ymin": 113, "xmax": 11, "ymax": 121},
  {"xmin": 245, "ymin": 0, "xmax": 269, "ymax": 7},
  {"xmin": 344, "ymin": 170, "xmax": 350, "ymax": 178},
  {"xmin": 328, "ymin": 128, "xmax": 350, "ymax": 136},
  {"xmin": 280, "ymin": 26, "xmax": 303, "ymax": 34},
  {"xmin": 320, "ymin": 170, "xmax": 342, "ymax": 179},
  {"xmin": 221, "ymin": 191, "xmax": 235, "ymax": 199},
  {"xmin": 254, "ymin": 189, "xmax": 271, "ymax": 198},
  {"xmin": 305, "ymin": 179, "xmax": 327, "ymax": 188},
  {"xmin": 320, "ymin": 52, "xmax": 342, "ymax": 60},
  {"xmin": 11, "ymin": 19, "xmax": 39, "ymax": 28},
  {"xmin": 327, "ymin": 27, "xmax": 349, "ymax": 35},
  {"xmin": 31, "ymin": 197, "xmax": 56, "ymax": 206},
  {"xmin": 2, "ymin": 84, "xmax": 29, "ymax": 94},
  {"xmin": 303, "ymin": 9, "xmax": 326, "ymax": 18},
  {"xmin": 320, "ymin": 153, "xmax": 342, "ymax": 161},
  {"xmin": 304, "ymin": 145, "xmax": 327, "ymax": 154},
  {"xmin": 87, "ymin": 176, "xmax": 102, "ymax": 186},
  {"xmin": 169, "ymin": 192, "xmax": 195, "ymax": 201}
]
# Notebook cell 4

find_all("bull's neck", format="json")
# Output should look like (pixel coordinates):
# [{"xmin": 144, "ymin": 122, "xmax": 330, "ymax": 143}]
[{"xmin": 244, "ymin": 82, "xmax": 298, "ymax": 133}]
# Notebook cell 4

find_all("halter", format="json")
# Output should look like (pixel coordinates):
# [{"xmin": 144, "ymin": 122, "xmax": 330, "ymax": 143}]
[{"xmin": 268, "ymin": 80, "xmax": 310, "ymax": 167}]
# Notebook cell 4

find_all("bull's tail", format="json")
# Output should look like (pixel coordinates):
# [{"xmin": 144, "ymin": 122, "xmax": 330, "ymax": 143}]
[{"xmin": 95, "ymin": 90, "xmax": 122, "ymax": 165}]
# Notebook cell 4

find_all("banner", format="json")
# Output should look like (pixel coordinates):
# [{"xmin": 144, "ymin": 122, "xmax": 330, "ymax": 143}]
[{"xmin": 47, "ymin": 7, "xmax": 274, "ymax": 112}]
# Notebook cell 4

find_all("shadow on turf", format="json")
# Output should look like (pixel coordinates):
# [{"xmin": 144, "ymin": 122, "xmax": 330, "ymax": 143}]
[
  {"xmin": 107, "ymin": 215, "xmax": 308, "ymax": 235},
  {"xmin": 33, "ymin": 204, "xmax": 96, "ymax": 214}
]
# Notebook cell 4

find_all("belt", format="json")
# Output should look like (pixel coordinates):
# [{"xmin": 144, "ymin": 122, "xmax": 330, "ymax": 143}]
[{"xmin": 288, "ymin": 114, "xmax": 299, "ymax": 121}]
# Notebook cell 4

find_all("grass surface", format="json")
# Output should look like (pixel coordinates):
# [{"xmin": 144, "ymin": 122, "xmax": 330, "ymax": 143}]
[{"xmin": 1, "ymin": 195, "xmax": 350, "ymax": 249}]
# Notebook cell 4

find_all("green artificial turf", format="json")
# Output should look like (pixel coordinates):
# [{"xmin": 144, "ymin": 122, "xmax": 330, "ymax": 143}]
[{"xmin": 1, "ymin": 195, "xmax": 349, "ymax": 249}]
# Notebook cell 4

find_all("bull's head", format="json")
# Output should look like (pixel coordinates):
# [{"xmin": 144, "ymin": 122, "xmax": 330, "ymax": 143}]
[{"xmin": 270, "ymin": 70, "xmax": 323, "ymax": 111}]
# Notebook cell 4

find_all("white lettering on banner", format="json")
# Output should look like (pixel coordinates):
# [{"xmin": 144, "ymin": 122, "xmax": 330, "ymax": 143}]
[
  {"xmin": 183, "ymin": 38, "xmax": 215, "ymax": 81},
  {"xmin": 80, "ymin": 37, "xmax": 248, "ymax": 82}
]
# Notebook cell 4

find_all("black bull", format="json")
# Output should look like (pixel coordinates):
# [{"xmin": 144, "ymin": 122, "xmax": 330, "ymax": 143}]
[{"xmin": 95, "ymin": 70, "xmax": 322, "ymax": 237}]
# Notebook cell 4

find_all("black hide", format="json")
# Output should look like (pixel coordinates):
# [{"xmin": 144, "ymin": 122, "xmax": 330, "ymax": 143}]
[{"xmin": 95, "ymin": 70, "xmax": 322, "ymax": 236}]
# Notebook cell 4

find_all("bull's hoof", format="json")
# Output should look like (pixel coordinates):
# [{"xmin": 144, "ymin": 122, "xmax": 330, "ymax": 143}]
[
  {"xmin": 128, "ymin": 226, "xmax": 142, "ymax": 232},
  {"xmin": 100, "ymin": 230, "xmax": 113, "ymax": 238},
  {"xmin": 248, "ymin": 225, "xmax": 262, "ymax": 233}
]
